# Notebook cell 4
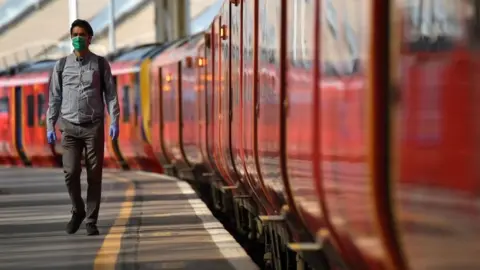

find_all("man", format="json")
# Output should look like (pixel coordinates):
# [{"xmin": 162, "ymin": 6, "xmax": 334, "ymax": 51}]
[{"xmin": 46, "ymin": 19, "xmax": 120, "ymax": 236}]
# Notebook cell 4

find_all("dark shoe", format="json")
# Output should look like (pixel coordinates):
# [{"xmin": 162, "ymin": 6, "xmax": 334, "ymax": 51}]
[
  {"xmin": 66, "ymin": 211, "xmax": 86, "ymax": 234},
  {"xmin": 86, "ymin": 223, "xmax": 99, "ymax": 236}
]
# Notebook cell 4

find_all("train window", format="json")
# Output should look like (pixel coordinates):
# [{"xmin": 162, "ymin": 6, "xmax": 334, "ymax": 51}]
[
  {"xmin": 325, "ymin": 0, "xmax": 339, "ymax": 38},
  {"xmin": 133, "ymin": 73, "xmax": 140, "ymax": 126},
  {"xmin": 27, "ymin": 94, "xmax": 35, "ymax": 127},
  {"xmin": 122, "ymin": 85, "xmax": 130, "ymax": 122},
  {"xmin": 37, "ymin": 94, "xmax": 45, "ymax": 126},
  {"xmin": 403, "ymin": 0, "xmax": 463, "ymax": 52},
  {"xmin": 320, "ymin": 0, "xmax": 363, "ymax": 76},
  {"xmin": 0, "ymin": 97, "xmax": 8, "ymax": 113},
  {"xmin": 288, "ymin": 0, "xmax": 314, "ymax": 68},
  {"xmin": 134, "ymin": 96, "xmax": 139, "ymax": 126},
  {"xmin": 258, "ymin": 0, "xmax": 279, "ymax": 65}
]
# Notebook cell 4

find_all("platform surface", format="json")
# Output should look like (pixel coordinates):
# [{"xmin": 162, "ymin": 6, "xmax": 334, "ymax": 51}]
[{"xmin": 0, "ymin": 167, "xmax": 258, "ymax": 270}]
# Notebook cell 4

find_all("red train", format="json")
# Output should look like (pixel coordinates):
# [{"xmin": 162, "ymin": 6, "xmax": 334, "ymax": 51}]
[{"xmin": 0, "ymin": 0, "xmax": 479, "ymax": 269}]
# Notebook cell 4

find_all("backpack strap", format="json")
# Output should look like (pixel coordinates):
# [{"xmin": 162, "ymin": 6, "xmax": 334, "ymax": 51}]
[
  {"xmin": 47, "ymin": 56, "xmax": 66, "ymax": 104},
  {"xmin": 97, "ymin": 55, "xmax": 106, "ymax": 105},
  {"xmin": 55, "ymin": 56, "xmax": 67, "ymax": 90}
]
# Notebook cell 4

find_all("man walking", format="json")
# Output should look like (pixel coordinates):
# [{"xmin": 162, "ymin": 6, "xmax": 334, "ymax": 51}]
[{"xmin": 46, "ymin": 19, "xmax": 120, "ymax": 235}]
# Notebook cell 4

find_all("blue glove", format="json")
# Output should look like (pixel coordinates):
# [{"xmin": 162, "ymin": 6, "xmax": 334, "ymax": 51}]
[
  {"xmin": 47, "ymin": 131, "xmax": 56, "ymax": 144},
  {"xmin": 109, "ymin": 125, "xmax": 119, "ymax": 140}
]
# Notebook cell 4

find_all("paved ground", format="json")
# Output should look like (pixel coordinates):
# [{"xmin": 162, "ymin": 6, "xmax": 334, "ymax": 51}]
[{"xmin": 0, "ymin": 167, "xmax": 258, "ymax": 270}]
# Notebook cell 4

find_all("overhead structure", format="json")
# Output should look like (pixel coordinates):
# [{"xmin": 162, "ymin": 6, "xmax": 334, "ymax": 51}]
[
  {"xmin": 154, "ymin": 0, "xmax": 190, "ymax": 42},
  {"xmin": 108, "ymin": 0, "xmax": 116, "ymax": 52}
]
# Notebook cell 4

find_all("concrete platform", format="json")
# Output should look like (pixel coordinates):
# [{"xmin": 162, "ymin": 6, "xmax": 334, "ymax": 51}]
[{"xmin": 0, "ymin": 167, "xmax": 258, "ymax": 270}]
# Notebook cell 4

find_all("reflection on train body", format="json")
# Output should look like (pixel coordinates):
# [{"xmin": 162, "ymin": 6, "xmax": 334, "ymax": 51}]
[{"xmin": 395, "ymin": 0, "xmax": 480, "ymax": 269}]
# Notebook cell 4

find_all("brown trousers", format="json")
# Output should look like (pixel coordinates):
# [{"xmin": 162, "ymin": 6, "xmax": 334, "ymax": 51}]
[{"xmin": 59, "ymin": 117, "xmax": 104, "ymax": 224}]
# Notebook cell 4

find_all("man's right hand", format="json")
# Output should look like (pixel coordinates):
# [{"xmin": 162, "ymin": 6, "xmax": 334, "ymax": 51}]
[{"xmin": 47, "ymin": 131, "xmax": 56, "ymax": 144}]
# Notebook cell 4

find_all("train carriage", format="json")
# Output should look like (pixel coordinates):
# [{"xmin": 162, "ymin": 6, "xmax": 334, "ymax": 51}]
[
  {"xmin": 0, "ymin": 64, "xmax": 35, "ymax": 166},
  {"xmin": 0, "ymin": 81, "xmax": 18, "ymax": 165},
  {"xmin": 149, "ymin": 36, "xmax": 212, "ymax": 176},
  {"xmin": 0, "ymin": 60, "xmax": 60, "ymax": 167}
]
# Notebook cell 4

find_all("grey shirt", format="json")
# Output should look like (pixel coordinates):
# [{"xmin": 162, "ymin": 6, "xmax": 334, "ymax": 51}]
[{"xmin": 46, "ymin": 51, "xmax": 120, "ymax": 132}]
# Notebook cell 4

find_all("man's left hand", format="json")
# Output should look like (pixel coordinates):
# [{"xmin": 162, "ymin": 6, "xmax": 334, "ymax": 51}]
[{"xmin": 109, "ymin": 125, "xmax": 119, "ymax": 140}]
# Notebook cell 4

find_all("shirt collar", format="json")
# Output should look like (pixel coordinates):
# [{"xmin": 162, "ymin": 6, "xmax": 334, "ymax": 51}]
[{"xmin": 71, "ymin": 50, "xmax": 92, "ymax": 62}]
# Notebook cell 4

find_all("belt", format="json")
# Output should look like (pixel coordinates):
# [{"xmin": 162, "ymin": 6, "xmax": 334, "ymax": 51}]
[{"xmin": 61, "ymin": 117, "xmax": 103, "ymax": 127}]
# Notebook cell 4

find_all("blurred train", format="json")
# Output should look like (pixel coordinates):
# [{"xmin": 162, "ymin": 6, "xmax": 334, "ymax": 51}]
[{"xmin": 1, "ymin": 0, "xmax": 479, "ymax": 269}]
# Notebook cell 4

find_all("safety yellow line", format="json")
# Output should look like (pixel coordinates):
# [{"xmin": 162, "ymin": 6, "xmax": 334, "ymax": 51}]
[{"xmin": 94, "ymin": 174, "xmax": 135, "ymax": 270}]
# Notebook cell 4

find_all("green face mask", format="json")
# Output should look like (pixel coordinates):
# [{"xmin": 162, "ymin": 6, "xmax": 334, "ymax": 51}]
[{"xmin": 72, "ymin": 36, "xmax": 87, "ymax": 51}]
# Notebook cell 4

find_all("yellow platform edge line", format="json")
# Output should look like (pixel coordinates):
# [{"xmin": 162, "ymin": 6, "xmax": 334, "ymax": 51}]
[{"xmin": 94, "ymin": 174, "xmax": 135, "ymax": 270}]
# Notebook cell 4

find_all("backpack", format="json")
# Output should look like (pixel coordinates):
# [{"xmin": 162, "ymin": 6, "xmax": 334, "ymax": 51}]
[{"xmin": 56, "ymin": 55, "xmax": 106, "ymax": 105}]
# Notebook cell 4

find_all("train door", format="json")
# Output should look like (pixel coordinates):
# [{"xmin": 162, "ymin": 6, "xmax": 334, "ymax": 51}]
[
  {"xmin": 104, "ymin": 75, "xmax": 128, "ymax": 169},
  {"xmin": 24, "ymin": 88, "xmax": 35, "ymax": 165},
  {"xmin": 116, "ymin": 73, "xmax": 141, "ymax": 169},
  {"xmin": 242, "ymin": 0, "xmax": 273, "ymax": 215},
  {"xmin": 138, "ymin": 59, "xmax": 162, "ymax": 172},
  {"xmin": 35, "ymin": 86, "xmax": 54, "ymax": 166},
  {"xmin": 231, "ymin": 0, "xmax": 253, "ymax": 194},
  {"xmin": 133, "ymin": 72, "xmax": 151, "ymax": 167},
  {"xmin": 161, "ymin": 63, "xmax": 181, "ymax": 164},
  {"xmin": 256, "ymin": 0, "xmax": 285, "ymax": 215},
  {"xmin": 197, "ymin": 43, "xmax": 212, "ymax": 172},
  {"xmin": 284, "ymin": 0, "xmax": 324, "ymax": 245},
  {"xmin": 218, "ymin": 3, "xmax": 240, "ymax": 187},
  {"xmin": 35, "ymin": 87, "xmax": 57, "ymax": 166},
  {"xmin": 5, "ymin": 87, "xmax": 17, "ymax": 165},
  {"xmin": 23, "ymin": 83, "xmax": 51, "ymax": 167},
  {"xmin": 149, "ymin": 66, "xmax": 162, "ymax": 162},
  {"xmin": 212, "ymin": 16, "xmax": 230, "ymax": 184},
  {"xmin": 181, "ymin": 53, "xmax": 203, "ymax": 167},
  {"xmin": 157, "ymin": 67, "xmax": 174, "ymax": 166},
  {"xmin": 313, "ymin": 0, "xmax": 407, "ymax": 269},
  {"xmin": 206, "ymin": 26, "xmax": 217, "ymax": 174},
  {"xmin": 0, "ymin": 89, "xmax": 12, "ymax": 164},
  {"xmin": 14, "ymin": 86, "xmax": 30, "ymax": 166},
  {"xmin": 175, "ymin": 60, "xmax": 192, "ymax": 169},
  {"xmin": 391, "ymin": 0, "xmax": 480, "ymax": 269},
  {"xmin": 160, "ymin": 66, "xmax": 170, "ymax": 166},
  {"xmin": 129, "ymin": 73, "xmax": 143, "ymax": 167}
]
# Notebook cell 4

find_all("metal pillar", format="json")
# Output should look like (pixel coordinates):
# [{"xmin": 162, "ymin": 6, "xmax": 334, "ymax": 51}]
[
  {"xmin": 184, "ymin": 0, "xmax": 191, "ymax": 36},
  {"xmin": 68, "ymin": 0, "xmax": 78, "ymax": 51},
  {"xmin": 154, "ymin": 0, "xmax": 166, "ymax": 42},
  {"xmin": 154, "ymin": 0, "xmax": 188, "ymax": 43},
  {"xmin": 108, "ymin": 0, "xmax": 116, "ymax": 52}
]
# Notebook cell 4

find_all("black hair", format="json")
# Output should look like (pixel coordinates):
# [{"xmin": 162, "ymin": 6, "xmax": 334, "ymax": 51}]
[{"xmin": 70, "ymin": 19, "xmax": 94, "ymax": 37}]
